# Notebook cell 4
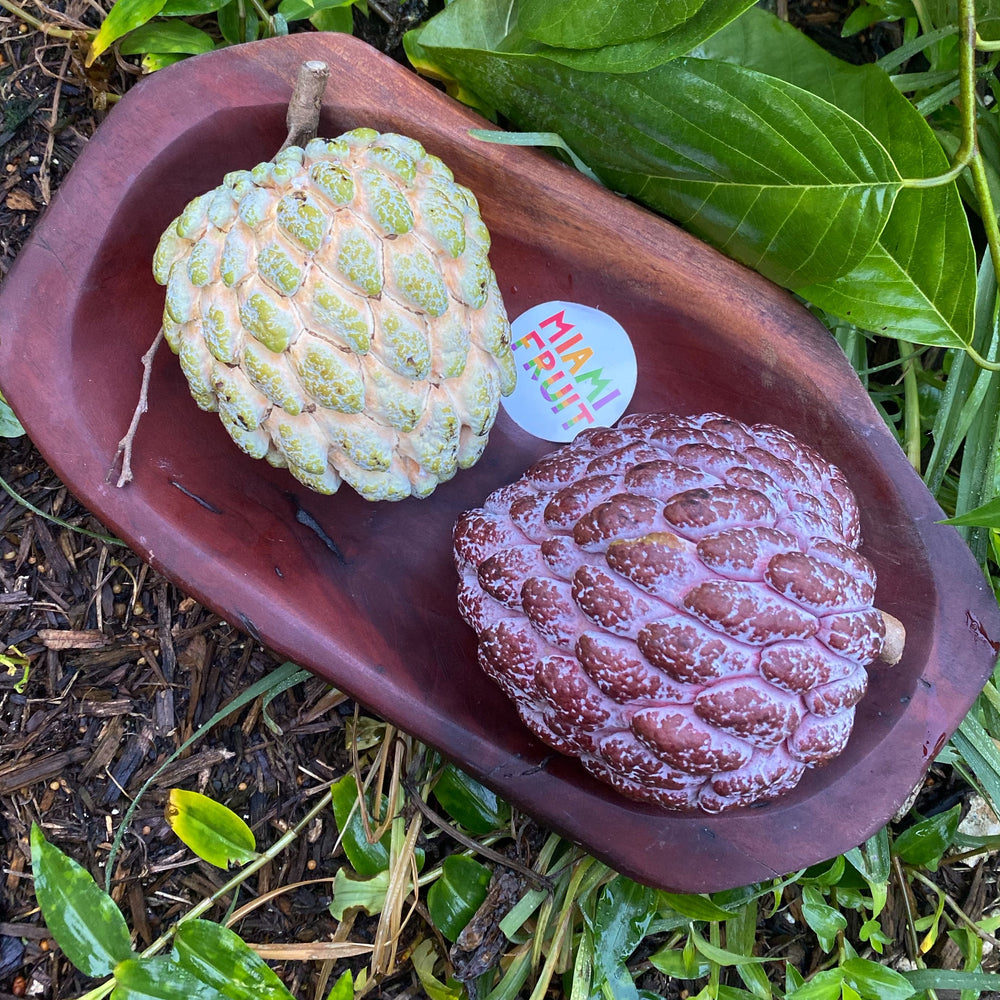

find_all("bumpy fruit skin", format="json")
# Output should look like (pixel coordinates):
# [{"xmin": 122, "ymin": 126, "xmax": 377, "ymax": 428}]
[
  {"xmin": 152, "ymin": 129, "xmax": 516, "ymax": 501},
  {"xmin": 455, "ymin": 412, "xmax": 891, "ymax": 813}
]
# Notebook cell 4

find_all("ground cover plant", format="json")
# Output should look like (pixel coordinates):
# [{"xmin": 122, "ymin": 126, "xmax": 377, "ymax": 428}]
[{"xmin": 6, "ymin": 0, "xmax": 1000, "ymax": 997}]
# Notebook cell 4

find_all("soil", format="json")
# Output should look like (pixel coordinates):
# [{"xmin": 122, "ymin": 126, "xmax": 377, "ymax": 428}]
[{"xmin": 1, "ymin": 2, "xmax": 999, "ymax": 999}]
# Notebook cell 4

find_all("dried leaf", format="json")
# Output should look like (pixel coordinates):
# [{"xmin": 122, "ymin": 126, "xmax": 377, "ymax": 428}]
[{"xmin": 6, "ymin": 189, "xmax": 37, "ymax": 211}]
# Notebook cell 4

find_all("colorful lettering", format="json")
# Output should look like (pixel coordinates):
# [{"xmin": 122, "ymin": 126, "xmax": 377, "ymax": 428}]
[
  {"xmin": 551, "ymin": 391, "xmax": 581, "ymax": 413},
  {"xmin": 513, "ymin": 329, "xmax": 543, "ymax": 351},
  {"xmin": 593, "ymin": 388, "xmax": 622, "ymax": 411},
  {"xmin": 523, "ymin": 351, "xmax": 557, "ymax": 380},
  {"xmin": 562, "ymin": 346, "xmax": 593, "ymax": 375},
  {"xmin": 562, "ymin": 402, "xmax": 594, "ymax": 430},
  {"xmin": 552, "ymin": 331, "xmax": 583, "ymax": 353},
  {"xmin": 577, "ymin": 367, "xmax": 613, "ymax": 402},
  {"xmin": 540, "ymin": 371, "xmax": 569, "ymax": 401},
  {"xmin": 540, "ymin": 309, "xmax": 574, "ymax": 341}
]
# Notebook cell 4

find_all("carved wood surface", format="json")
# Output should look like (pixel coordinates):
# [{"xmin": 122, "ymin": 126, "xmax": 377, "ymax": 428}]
[{"xmin": 1, "ymin": 32, "xmax": 997, "ymax": 890}]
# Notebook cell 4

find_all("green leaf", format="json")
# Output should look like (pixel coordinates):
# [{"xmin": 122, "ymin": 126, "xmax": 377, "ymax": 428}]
[
  {"xmin": 165, "ymin": 789, "xmax": 257, "ymax": 869},
  {"xmin": 784, "ymin": 969, "xmax": 845, "ymax": 1000},
  {"xmin": 411, "ymin": 939, "xmax": 465, "ymax": 1000},
  {"xmin": 432, "ymin": 763, "xmax": 510, "ymax": 834},
  {"xmin": 413, "ymin": 0, "xmax": 901, "ymax": 288},
  {"xmin": 940, "ymin": 495, "xmax": 1000, "ymax": 526},
  {"xmin": 689, "ymin": 926, "xmax": 772, "ymax": 967},
  {"xmin": 799, "ymin": 886, "xmax": 847, "ymax": 952},
  {"xmin": 470, "ymin": 129, "xmax": 602, "ymax": 184},
  {"xmin": 660, "ymin": 892, "xmax": 739, "ymax": 922},
  {"xmin": 159, "ymin": 0, "xmax": 225, "ymax": 15},
  {"xmin": 647, "ymin": 945, "xmax": 711, "ymax": 980},
  {"xmin": 325, "ymin": 970, "xmax": 353, "ymax": 1000},
  {"xmin": 517, "ymin": 0, "xmax": 700, "ymax": 49},
  {"xmin": 951, "ymin": 714, "xmax": 1000, "ymax": 816},
  {"xmin": 330, "ymin": 773, "xmax": 391, "ymax": 876},
  {"xmin": 308, "ymin": 5, "xmax": 353, "ymax": 30},
  {"xmin": 277, "ymin": 0, "xmax": 350, "ymax": 23},
  {"xmin": 841, "ymin": 958, "xmax": 915, "ymax": 1000},
  {"xmin": 217, "ymin": 0, "xmax": 258, "ymax": 44},
  {"xmin": 140, "ymin": 52, "xmax": 188, "ymax": 70},
  {"xmin": 0, "ymin": 393, "xmax": 24, "ymax": 437},
  {"xmin": 902, "ymin": 968, "xmax": 1000, "ymax": 992},
  {"xmin": 88, "ymin": 0, "xmax": 169, "ymax": 63},
  {"xmin": 426, "ymin": 855, "xmax": 492, "ymax": 941},
  {"xmin": 891, "ymin": 804, "xmax": 961, "ymax": 868},
  {"xmin": 30, "ymin": 824, "xmax": 133, "ymax": 978},
  {"xmin": 844, "ymin": 827, "xmax": 891, "ymax": 885},
  {"xmin": 695, "ymin": 7, "xmax": 975, "ymax": 349},
  {"xmin": 589, "ymin": 876, "xmax": 657, "ymax": 997},
  {"xmin": 329, "ymin": 868, "xmax": 389, "ymax": 920},
  {"xmin": 118, "ymin": 21, "xmax": 215, "ymax": 54},
  {"xmin": 409, "ymin": 0, "xmax": 759, "ymax": 75},
  {"xmin": 111, "ymin": 956, "xmax": 226, "ymax": 1000},
  {"xmin": 925, "ymin": 249, "xmax": 1000, "ymax": 496},
  {"xmin": 172, "ymin": 920, "xmax": 293, "ymax": 1000}
]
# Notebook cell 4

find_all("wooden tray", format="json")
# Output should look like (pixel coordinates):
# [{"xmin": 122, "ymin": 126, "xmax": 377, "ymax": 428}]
[{"xmin": 2, "ymin": 32, "xmax": 997, "ymax": 892}]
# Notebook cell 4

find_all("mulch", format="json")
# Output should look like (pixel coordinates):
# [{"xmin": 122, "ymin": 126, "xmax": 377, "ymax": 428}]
[
  {"xmin": 0, "ymin": 6, "xmax": 439, "ymax": 998},
  {"xmin": 2, "ymin": 3, "xmax": 1000, "ymax": 999}
]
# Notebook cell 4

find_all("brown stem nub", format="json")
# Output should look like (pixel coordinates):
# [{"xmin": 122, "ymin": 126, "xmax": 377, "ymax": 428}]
[
  {"xmin": 879, "ymin": 611, "xmax": 906, "ymax": 666},
  {"xmin": 279, "ymin": 60, "xmax": 330, "ymax": 153}
]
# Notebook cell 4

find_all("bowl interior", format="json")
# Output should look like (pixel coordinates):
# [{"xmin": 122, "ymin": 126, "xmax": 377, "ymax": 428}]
[{"xmin": 4, "ymin": 32, "xmax": 994, "ymax": 890}]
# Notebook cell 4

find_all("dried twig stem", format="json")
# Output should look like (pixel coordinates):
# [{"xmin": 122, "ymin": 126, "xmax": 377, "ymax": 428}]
[
  {"xmin": 109, "ymin": 327, "xmax": 164, "ymax": 487},
  {"xmin": 279, "ymin": 60, "xmax": 330, "ymax": 152}
]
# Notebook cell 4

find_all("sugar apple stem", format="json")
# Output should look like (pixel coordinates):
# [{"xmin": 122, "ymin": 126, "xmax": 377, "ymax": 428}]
[
  {"xmin": 880, "ymin": 611, "xmax": 906, "ymax": 666},
  {"xmin": 279, "ymin": 60, "xmax": 330, "ymax": 153}
]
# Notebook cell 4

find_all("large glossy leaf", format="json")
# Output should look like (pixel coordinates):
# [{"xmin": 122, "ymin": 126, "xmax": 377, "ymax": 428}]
[
  {"xmin": 517, "ymin": 0, "xmax": 700, "ymax": 49},
  {"xmin": 432, "ymin": 763, "xmax": 510, "ymax": 834},
  {"xmin": 588, "ymin": 876, "xmax": 657, "ymax": 997},
  {"xmin": 30, "ymin": 824, "xmax": 133, "ymax": 978},
  {"xmin": 118, "ymin": 21, "xmax": 215, "ymax": 54},
  {"xmin": 172, "ymin": 920, "xmax": 294, "ymax": 1000},
  {"xmin": 165, "ymin": 789, "xmax": 257, "ymax": 869},
  {"xmin": 407, "ymin": 0, "xmax": 759, "ymax": 75},
  {"xmin": 696, "ymin": 8, "xmax": 976, "ymax": 348},
  {"xmin": 412, "ymin": 0, "xmax": 901, "ymax": 288},
  {"xmin": 891, "ymin": 804, "xmax": 962, "ymax": 868},
  {"xmin": 426, "ymin": 855, "xmax": 492, "ymax": 941}
]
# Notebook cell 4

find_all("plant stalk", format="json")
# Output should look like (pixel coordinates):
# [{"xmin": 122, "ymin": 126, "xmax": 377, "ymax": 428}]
[
  {"xmin": 0, "ymin": 0, "xmax": 80, "ymax": 37},
  {"xmin": 900, "ymin": 341, "xmax": 923, "ymax": 471}
]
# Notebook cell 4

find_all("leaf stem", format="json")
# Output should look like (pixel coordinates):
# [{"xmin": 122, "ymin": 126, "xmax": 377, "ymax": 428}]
[
  {"xmin": 957, "ymin": 0, "xmax": 1000, "ymax": 295},
  {"xmin": 0, "ymin": 0, "xmax": 81, "ymax": 37},
  {"xmin": 900, "ymin": 340, "xmax": 923, "ymax": 471},
  {"xmin": 911, "ymin": 869, "xmax": 1000, "ymax": 949}
]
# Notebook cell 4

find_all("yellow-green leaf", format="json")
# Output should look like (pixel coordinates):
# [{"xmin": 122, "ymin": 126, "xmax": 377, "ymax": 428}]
[
  {"xmin": 165, "ymin": 789, "xmax": 257, "ymax": 869},
  {"xmin": 87, "ymin": 0, "xmax": 169, "ymax": 64}
]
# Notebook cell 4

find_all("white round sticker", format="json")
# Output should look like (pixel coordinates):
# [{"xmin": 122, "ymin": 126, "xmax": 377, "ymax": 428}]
[{"xmin": 502, "ymin": 301, "xmax": 638, "ymax": 443}]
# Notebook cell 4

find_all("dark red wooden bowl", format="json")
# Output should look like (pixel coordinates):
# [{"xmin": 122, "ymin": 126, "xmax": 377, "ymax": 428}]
[{"xmin": 1, "ymin": 32, "xmax": 997, "ymax": 892}]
